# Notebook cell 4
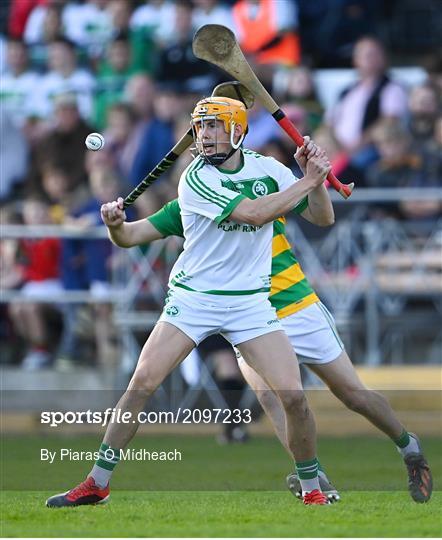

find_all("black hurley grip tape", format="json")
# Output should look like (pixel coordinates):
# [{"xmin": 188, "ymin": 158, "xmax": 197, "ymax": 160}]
[
  {"xmin": 272, "ymin": 109, "xmax": 285, "ymax": 121},
  {"xmin": 123, "ymin": 151, "xmax": 179, "ymax": 208}
]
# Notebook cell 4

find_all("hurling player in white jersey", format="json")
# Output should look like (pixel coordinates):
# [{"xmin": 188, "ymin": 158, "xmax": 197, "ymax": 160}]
[{"xmin": 46, "ymin": 96, "xmax": 334, "ymax": 508}]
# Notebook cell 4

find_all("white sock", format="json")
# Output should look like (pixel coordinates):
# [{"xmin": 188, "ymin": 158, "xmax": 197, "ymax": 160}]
[
  {"xmin": 397, "ymin": 435, "xmax": 420, "ymax": 458},
  {"xmin": 300, "ymin": 477, "xmax": 321, "ymax": 495},
  {"xmin": 89, "ymin": 464, "xmax": 112, "ymax": 488}
]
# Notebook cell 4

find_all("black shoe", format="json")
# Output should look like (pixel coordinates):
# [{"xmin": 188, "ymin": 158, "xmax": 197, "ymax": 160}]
[
  {"xmin": 404, "ymin": 434, "xmax": 432, "ymax": 503},
  {"xmin": 286, "ymin": 471, "xmax": 340, "ymax": 503}
]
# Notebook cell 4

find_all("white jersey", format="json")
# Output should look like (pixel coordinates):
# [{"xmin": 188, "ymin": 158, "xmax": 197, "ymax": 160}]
[{"xmin": 170, "ymin": 149, "xmax": 301, "ymax": 295}]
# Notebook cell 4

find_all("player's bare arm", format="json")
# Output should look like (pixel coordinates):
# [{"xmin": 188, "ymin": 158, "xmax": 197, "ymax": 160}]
[
  {"xmin": 101, "ymin": 197, "xmax": 164, "ymax": 247},
  {"xmin": 230, "ymin": 152, "xmax": 331, "ymax": 226},
  {"xmin": 294, "ymin": 137, "xmax": 335, "ymax": 227}
]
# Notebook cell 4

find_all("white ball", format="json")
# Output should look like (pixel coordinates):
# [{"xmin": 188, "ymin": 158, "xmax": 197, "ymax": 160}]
[{"xmin": 85, "ymin": 132, "xmax": 105, "ymax": 151}]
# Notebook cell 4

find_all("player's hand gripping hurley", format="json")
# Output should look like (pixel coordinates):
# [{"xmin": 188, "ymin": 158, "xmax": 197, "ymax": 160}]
[{"xmin": 192, "ymin": 25, "xmax": 354, "ymax": 199}]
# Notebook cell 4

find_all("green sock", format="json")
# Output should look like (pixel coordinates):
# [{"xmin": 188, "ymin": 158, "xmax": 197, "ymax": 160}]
[
  {"xmin": 90, "ymin": 443, "xmax": 120, "ymax": 488},
  {"xmin": 317, "ymin": 459, "xmax": 324, "ymax": 473},
  {"xmin": 395, "ymin": 430, "xmax": 410, "ymax": 448},
  {"xmin": 295, "ymin": 457, "xmax": 320, "ymax": 494}
]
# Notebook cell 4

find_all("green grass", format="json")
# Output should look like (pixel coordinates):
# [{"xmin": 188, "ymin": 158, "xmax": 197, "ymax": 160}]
[{"xmin": 1, "ymin": 435, "xmax": 441, "ymax": 537}]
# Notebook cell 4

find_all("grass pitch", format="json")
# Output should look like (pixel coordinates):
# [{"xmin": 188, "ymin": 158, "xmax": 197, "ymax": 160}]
[{"xmin": 1, "ymin": 435, "xmax": 441, "ymax": 537}]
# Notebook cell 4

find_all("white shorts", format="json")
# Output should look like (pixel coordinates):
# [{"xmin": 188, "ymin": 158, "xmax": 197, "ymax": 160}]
[
  {"xmin": 237, "ymin": 301, "xmax": 344, "ymax": 367},
  {"xmin": 158, "ymin": 288, "xmax": 282, "ymax": 346}
]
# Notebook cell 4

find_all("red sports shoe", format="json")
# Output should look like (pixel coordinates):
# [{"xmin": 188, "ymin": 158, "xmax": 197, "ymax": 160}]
[
  {"xmin": 46, "ymin": 476, "xmax": 110, "ymax": 507},
  {"xmin": 303, "ymin": 489, "xmax": 330, "ymax": 505}
]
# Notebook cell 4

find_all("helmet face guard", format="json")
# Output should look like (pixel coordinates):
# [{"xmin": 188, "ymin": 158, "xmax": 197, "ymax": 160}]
[{"xmin": 191, "ymin": 97, "xmax": 247, "ymax": 166}]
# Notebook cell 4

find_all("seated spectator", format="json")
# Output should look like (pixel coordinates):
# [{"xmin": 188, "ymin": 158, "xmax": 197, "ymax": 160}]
[
  {"xmin": 326, "ymin": 36, "xmax": 408, "ymax": 167},
  {"xmin": 367, "ymin": 118, "xmax": 440, "ymax": 230},
  {"xmin": 8, "ymin": 197, "xmax": 62, "ymax": 370},
  {"xmin": 31, "ymin": 93, "xmax": 93, "ymax": 190},
  {"xmin": 155, "ymin": 0, "xmax": 218, "ymax": 95},
  {"xmin": 104, "ymin": 102, "xmax": 142, "ymax": 180},
  {"xmin": 311, "ymin": 124, "xmax": 365, "ymax": 188},
  {"xmin": 63, "ymin": 0, "xmax": 112, "ymax": 61},
  {"xmin": 130, "ymin": 0, "xmax": 177, "ymax": 48},
  {"xmin": 57, "ymin": 167, "xmax": 131, "ymax": 369},
  {"xmin": 278, "ymin": 66, "xmax": 323, "ymax": 134},
  {"xmin": 123, "ymin": 73, "xmax": 155, "ymax": 123},
  {"xmin": 24, "ymin": 1, "xmax": 65, "ymax": 70},
  {"xmin": 296, "ymin": 0, "xmax": 380, "ymax": 67},
  {"xmin": 243, "ymin": 101, "xmax": 281, "ymax": 151},
  {"xmin": 192, "ymin": 0, "xmax": 234, "ymax": 30},
  {"xmin": 232, "ymin": 0, "xmax": 300, "ymax": 67},
  {"xmin": 106, "ymin": 0, "xmax": 155, "ymax": 72},
  {"xmin": 40, "ymin": 163, "xmax": 89, "ymax": 221},
  {"xmin": 0, "ymin": 112, "xmax": 29, "ymax": 202},
  {"xmin": 34, "ymin": 36, "xmax": 96, "ymax": 120},
  {"xmin": 0, "ymin": 37, "xmax": 41, "ymax": 127},
  {"xmin": 94, "ymin": 32, "xmax": 141, "ymax": 130},
  {"xmin": 8, "ymin": 0, "xmax": 40, "ymax": 39},
  {"xmin": 407, "ymin": 83, "xmax": 440, "ymax": 150}
]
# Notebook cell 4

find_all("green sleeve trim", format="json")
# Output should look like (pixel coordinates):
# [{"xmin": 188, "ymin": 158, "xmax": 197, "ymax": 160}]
[
  {"xmin": 293, "ymin": 196, "xmax": 308, "ymax": 215},
  {"xmin": 214, "ymin": 194, "xmax": 247, "ymax": 224},
  {"xmin": 147, "ymin": 199, "xmax": 184, "ymax": 238}
]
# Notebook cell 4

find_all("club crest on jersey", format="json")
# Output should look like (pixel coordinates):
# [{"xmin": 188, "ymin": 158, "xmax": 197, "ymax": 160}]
[
  {"xmin": 165, "ymin": 305, "xmax": 180, "ymax": 317},
  {"xmin": 252, "ymin": 180, "xmax": 268, "ymax": 197}
]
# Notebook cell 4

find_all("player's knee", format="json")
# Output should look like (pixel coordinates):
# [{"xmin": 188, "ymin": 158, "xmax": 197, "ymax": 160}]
[
  {"xmin": 279, "ymin": 390, "xmax": 309, "ymax": 416},
  {"xmin": 342, "ymin": 389, "xmax": 369, "ymax": 414},
  {"xmin": 256, "ymin": 389, "xmax": 278, "ymax": 414},
  {"xmin": 130, "ymin": 367, "xmax": 159, "ymax": 396}
]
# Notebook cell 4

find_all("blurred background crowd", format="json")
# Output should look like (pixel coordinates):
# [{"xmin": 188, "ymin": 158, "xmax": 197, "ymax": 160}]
[{"xmin": 0, "ymin": 0, "xmax": 441, "ymax": 378}]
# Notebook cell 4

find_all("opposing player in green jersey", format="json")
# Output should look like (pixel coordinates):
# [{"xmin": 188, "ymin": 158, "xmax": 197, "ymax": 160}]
[
  {"xmin": 95, "ymin": 138, "xmax": 431, "ymax": 505},
  {"xmin": 47, "ymin": 96, "xmax": 336, "ymax": 508}
]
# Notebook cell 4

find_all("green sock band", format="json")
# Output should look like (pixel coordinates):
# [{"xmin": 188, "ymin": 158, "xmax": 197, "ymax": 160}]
[
  {"xmin": 317, "ymin": 459, "xmax": 324, "ymax": 473},
  {"xmin": 295, "ymin": 457, "xmax": 319, "ymax": 480},
  {"xmin": 395, "ymin": 430, "xmax": 410, "ymax": 449},
  {"xmin": 95, "ymin": 443, "xmax": 120, "ymax": 471}
]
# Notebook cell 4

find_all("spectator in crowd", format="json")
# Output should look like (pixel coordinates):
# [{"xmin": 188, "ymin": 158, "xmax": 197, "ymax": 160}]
[
  {"xmin": 326, "ymin": 36, "xmax": 408, "ymax": 167},
  {"xmin": 296, "ymin": 0, "xmax": 381, "ymax": 67},
  {"xmin": 34, "ymin": 36, "xmax": 96, "ymax": 120},
  {"xmin": 130, "ymin": 0, "xmax": 177, "ymax": 48},
  {"xmin": 311, "ymin": 124, "xmax": 365, "ymax": 188},
  {"xmin": 24, "ymin": 1, "xmax": 65, "ymax": 70},
  {"xmin": 367, "ymin": 118, "xmax": 440, "ymax": 230},
  {"xmin": 422, "ymin": 115, "xmax": 442, "ymax": 188},
  {"xmin": 125, "ymin": 76, "xmax": 175, "ymax": 213},
  {"xmin": 0, "ymin": 112, "xmax": 29, "ymax": 201},
  {"xmin": 57, "ymin": 166, "xmax": 129, "ymax": 369},
  {"xmin": 243, "ymin": 101, "xmax": 281, "ymax": 152},
  {"xmin": 278, "ymin": 66, "xmax": 323, "ymax": 134},
  {"xmin": 0, "ymin": 38, "xmax": 41, "ymax": 127},
  {"xmin": 40, "ymin": 163, "xmax": 89, "ymax": 222},
  {"xmin": 407, "ymin": 83, "xmax": 440, "ymax": 150},
  {"xmin": 94, "ymin": 32, "xmax": 141, "ymax": 130},
  {"xmin": 104, "ymin": 102, "xmax": 142, "ymax": 181},
  {"xmin": 31, "ymin": 93, "xmax": 93, "ymax": 190},
  {"xmin": 106, "ymin": 0, "xmax": 155, "ymax": 73},
  {"xmin": 63, "ymin": 0, "xmax": 112, "ymax": 60},
  {"xmin": 232, "ymin": 0, "xmax": 300, "ymax": 67},
  {"xmin": 8, "ymin": 0, "xmax": 41, "ymax": 39},
  {"xmin": 192, "ymin": 0, "xmax": 234, "ymax": 30},
  {"xmin": 8, "ymin": 197, "xmax": 62, "ymax": 370},
  {"xmin": 155, "ymin": 0, "xmax": 218, "ymax": 95}
]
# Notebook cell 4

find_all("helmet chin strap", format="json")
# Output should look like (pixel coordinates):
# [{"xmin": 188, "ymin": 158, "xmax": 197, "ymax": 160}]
[{"xmin": 203, "ymin": 121, "xmax": 244, "ymax": 166}]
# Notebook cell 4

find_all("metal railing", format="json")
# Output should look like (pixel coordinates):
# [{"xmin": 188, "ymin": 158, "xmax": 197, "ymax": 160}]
[{"xmin": 1, "ymin": 188, "xmax": 441, "ymax": 370}]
